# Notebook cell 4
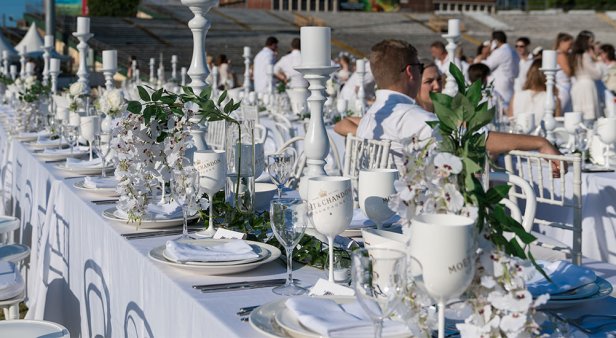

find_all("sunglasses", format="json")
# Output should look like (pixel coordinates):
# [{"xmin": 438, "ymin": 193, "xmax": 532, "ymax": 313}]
[{"xmin": 401, "ymin": 63, "xmax": 425, "ymax": 74}]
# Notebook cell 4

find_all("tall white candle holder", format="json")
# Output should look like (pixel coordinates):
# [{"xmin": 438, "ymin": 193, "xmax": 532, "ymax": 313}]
[
  {"xmin": 10, "ymin": 65, "xmax": 17, "ymax": 81},
  {"xmin": 102, "ymin": 50, "xmax": 117, "ymax": 90},
  {"xmin": 181, "ymin": 0, "xmax": 217, "ymax": 94},
  {"xmin": 103, "ymin": 67, "xmax": 116, "ymax": 91},
  {"xmin": 72, "ymin": 31, "xmax": 93, "ymax": 94},
  {"xmin": 42, "ymin": 35, "xmax": 53, "ymax": 86},
  {"xmin": 49, "ymin": 59, "xmax": 60, "ymax": 95},
  {"xmin": 181, "ymin": 66, "xmax": 187, "ymax": 86},
  {"xmin": 542, "ymin": 67, "xmax": 558, "ymax": 143},
  {"xmin": 149, "ymin": 58, "xmax": 156, "ymax": 84},
  {"xmin": 355, "ymin": 60, "xmax": 366, "ymax": 116},
  {"xmin": 243, "ymin": 46, "xmax": 251, "ymax": 98},
  {"xmin": 19, "ymin": 47, "xmax": 26, "ymax": 78},
  {"xmin": 131, "ymin": 60, "xmax": 137, "ymax": 83},
  {"xmin": 211, "ymin": 65, "xmax": 219, "ymax": 99},
  {"xmin": 2, "ymin": 52, "xmax": 8, "ymax": 76},
  {"xmin": 442, "ymin": 33, "xmax": 461, "ymax": 97},
  {"xmin": 171, "ymin": 55, "xmax": 178, "ymax": 81}
]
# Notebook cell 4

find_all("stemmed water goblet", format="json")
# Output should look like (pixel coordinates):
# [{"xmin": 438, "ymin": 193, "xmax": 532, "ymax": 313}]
[
  {"xmin": 577, "ymin": 128, "xmax": 591, "ymax": 169},
  {"xmin": 93, "ymin": 133, "xmax": 112, "ymax": 177},
  {"xmin": 564, "ymin": 112, "xmax": 582, "ymax": 153},
  {"xmin": 596, "ymin": 117, "xmax": 616, "ymax": 169},
  {"xmin": 171, "ymin": 167, "xmax": 200, "ymax": 240},
  {"xmin": 358, "ymin": 169, "xmax": 398, "ymax": 229},
  {"xmin": 193, "ymin": 150, "xmax": 226, "ymax": 238},
  {"xmin": 267, "ymin": 148, "xmax": 297, "ymax": 198},
  {"xmin": 80, "ymin": 115, "xmax": 100, "ymax": 161},
  {"xmin": 352, "ymin": 247, "xmax": 407, "ymax": 338},
  {"xmin": 306, "ymin": 176, "xmax": 354, "ymax": 282},
  {"xmin": 65, "ymin": 125, "xmax": 79, "ymax": 154},
  {"xmin": 270, "ymin": 198, "xmax": 308, "ymax": 296}
]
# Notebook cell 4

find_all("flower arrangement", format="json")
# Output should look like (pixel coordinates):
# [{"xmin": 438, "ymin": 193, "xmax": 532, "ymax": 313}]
[
  {"xmin": 114, "ymin": 85, "xmax": 239, "ymax": 223},
  {"xmin": 97, "ymin": 88, "xmax": 125, "ymax": 118},
  {"xmin": 391, "ymin": 64, "xmax": 548, "ymax": 337}
]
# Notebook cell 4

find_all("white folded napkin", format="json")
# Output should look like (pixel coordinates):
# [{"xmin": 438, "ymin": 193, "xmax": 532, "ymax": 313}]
[
  {"xmin": 164, "ymin": 239, "xmax": 259, "ymax": 262},
  {"xmin": 0, "ymin": 261, "xmax": 24, "ymax": 300},
  {"xmin": 285, "ymin": 297, "xmax": 409, "ymax": 338},
  {"xmin": 83, "ymin": 176, "xmax": 118, "ymax": 189},
  {"xmin": 526, "ymin": 260, "xmax": 597, "ymax": 296},
  {"xmin": 42, "ymin": 146, "xmax": 88, "ymax": 155},
  {"xmin": 115, "ymin": 201, "xmax": 183, "ymax": 220},
  {"xmin": 36, "ymin": 135, "xmax": 66, "ymax": 145},
  {"xmin": 65, "ymin": 157, "xmax": 102, "ymax": 169}
]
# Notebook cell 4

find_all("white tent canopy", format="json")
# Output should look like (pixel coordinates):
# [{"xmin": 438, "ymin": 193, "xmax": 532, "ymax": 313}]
[
  {"xmin": 15, "ymin": 22, "xmax": 43, "ymax": 55},
  {"xmin": 0, "ymin": 30, "xmax": 17, "ymax": 58}
]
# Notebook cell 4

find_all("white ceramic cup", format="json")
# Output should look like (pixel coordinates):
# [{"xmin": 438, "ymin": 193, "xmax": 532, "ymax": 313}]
[
  {"xmin": 409, "ymin": 213, "xmax": 476, "ymax": 303},
  {"xmin": 80, "ymin": 115, "xmax": 100, "ymax": 142},
  {"xmin": 358, "ymin": 169, "xmax": 398, "ymax": 228},
  {"xmin": 193, "ymin": 150, "xmax": 227, "ymax": 195},
  {"xmin": 597, "ymin": 117, "xmax": 616, "ymax": 144},
  {"xmin": 306, "ymin": 176, "xmax": 353, "ymax": 237}
]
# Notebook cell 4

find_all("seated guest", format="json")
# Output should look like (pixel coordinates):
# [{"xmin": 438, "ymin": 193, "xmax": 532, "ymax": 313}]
[{"xmin": 356, "ymin": 39, "xmax": 563, "ymax": 175}]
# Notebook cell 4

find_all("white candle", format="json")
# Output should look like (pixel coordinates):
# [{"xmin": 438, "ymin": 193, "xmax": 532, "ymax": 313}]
[
  {"xmin": 243, "ymin": 46, "xmax": 251, "ymax": 57},
  {"xmin": 356, "ymin": 59, "xmax": 365, "ymax": 73},
  {"xmin": 2, "ymin": 50, "xmax": 7, "ymax": 60},
  {"xmin": 300, "ymin": 26, "xmax": 331, "ymax": 67},
  {"xmin": 102, "ymin": 50, "xmax": 117, "ymax": 71},
  {"xmin": 448, "ymin": 19, "xmax": 461, "ymax": 36},
  {"xmin": 171, "ymin": 55, "xmax": 178, "ymax": 63},
  {"xmin": 25, "ymin": 62, "xmax": 34, "ymax": 74},
  {"xmin": 10, "ymin": 65, "xmax": 17, "ymax": 75},
  {"xmin": 50, "ymin": 58, "xmax": 61, "ymax": 73},
  {"xmin": 44, "ymin": 35, "xmax": 54, "ymax": 49},
  {"xmin": 542, "ymin": 50, "xmax": 557, "ymax": 70},
  {"xmin": 77, "ymin": 16, "xmax": 90, "ymax": 34},
  {"xmin": 150, "ymin": 58, "xmax": 155, "ymax": 65}
]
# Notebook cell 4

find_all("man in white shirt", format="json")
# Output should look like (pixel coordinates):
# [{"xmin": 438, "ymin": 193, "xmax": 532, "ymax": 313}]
[
  {"xmin": 274, "ymin": 38, "xmax": 307, "ymax": 89},
  {"xmin": 482, "ymin": 31, "xmax": 519, "ymax": 107},
  {"xmin": 357, "ymin": 39, "xmax": 563, "ymax": 175},
  {"xmin": 253, "ymin": 36, "xmax": 278, "ymax": 93},
  {"xmin": 431, "ymin": 41, "xmax": 449, "ymax": 74},
  {"xmin": 514, "ymin": 37, "xmax": 534, "ymax": 93}
]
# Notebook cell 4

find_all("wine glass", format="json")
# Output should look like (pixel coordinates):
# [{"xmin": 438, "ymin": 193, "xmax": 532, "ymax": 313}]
[
  {"xmin": 270, "ymin": 198, "xmax": 308, "ymax": 296},
  {"xmin": 358, "ymin": 169, "xmax": 398, "ymax": 229},
  {"xmin": 93, "ymin": 134, "xmax": 112, "ymax": 177},
  {"xmin": 409, "ymin": 213, "xmax": 476, "ymax": 338},
  {"xmin": 267, "ymin": 148, "xmax": 297, "ymax": 198},
  {"xmin": 192, "ymin": 150, "xmax": 226, "ymax": 238},
  {"xmin": 596, "ymin": 117, "xmax": 616, "ymax": 169},
  {"xmin": 171, "ymin": 167, "xmax": 200, "ymax": 240},
  {"xmin": 306, "ymin": 176, "xmax": 353, "ymax": 282},
  {"xmin": 577, "ymin": 128, "xmax": 591, "ymax": 169},
  {"xmin": 352, "ymin": 247, "xmax": 407, "ymax": 338},
  {"xmin": 80, "ymin": 115, "xmax": 100, "ymax": 161}
]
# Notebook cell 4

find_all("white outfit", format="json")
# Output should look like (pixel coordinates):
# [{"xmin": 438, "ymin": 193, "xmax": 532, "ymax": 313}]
[
  {"xmin": 273, "ymin": 49, "xmax": 307, "ymax": 89},
  {"xmin": 482, "ymin": 43, "xmax": 519, "ymax": 106},
  {"xmin": 514, "ymin": 54, "xmax": 533, "ymax": 93},
  {"xmin": 511, "ymin": 90, "xmax": 550, "ymax": 127},
  {"xmin": 339, "ymin": 63, "xmax": 375, "ymax": 114},
  {"xmin": 218, "ymin": 63, "xmax": 234, "ymax": 89},
  {"xmin": 571, "ymin": 53, "xmax": 603, "ymax": 120},
  {"xmin": 435, "ymin": 56, "xmax": 449, "ymax": 74},
  {"xmin": 556, "ymin": 64, "xmax": 572, "ymax": 113},
  {"xmin": 253, "ymin": 47, "xmax": 276, "ymax": 93},
  {"xmin": 356, "ymin": 89, "xmax": 435, "ymax": 164}
]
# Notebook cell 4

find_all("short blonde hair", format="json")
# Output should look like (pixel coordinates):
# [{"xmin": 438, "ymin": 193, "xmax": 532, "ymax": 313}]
[{"xmin": 369, "ymin": 39, "xmax": 418, "ymax": 89}]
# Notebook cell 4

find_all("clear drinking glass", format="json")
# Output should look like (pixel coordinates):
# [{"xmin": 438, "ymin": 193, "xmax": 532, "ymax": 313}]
[
  {"xmin": 269, "ymin": 198, "xmax": 308, "ymax": 296},
  {"xmin": 93, "ymin": 134, "xmax": 112, "ymax": 177},
  {"xmin": 352, "ymin": 248, "xmax": 407, "ymax": 338},
  {"xmin": 171, "ymin": 167, "xmax": 200, "ymax": 240},
  {"xmin": 267, "ymin": 148, "xmax": 297, "ymax": 198}
]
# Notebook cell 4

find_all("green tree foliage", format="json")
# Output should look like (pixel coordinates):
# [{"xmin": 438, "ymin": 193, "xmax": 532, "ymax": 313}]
[{"xmin": 89, "ymin": 0, "xmax": 140, "ymax": 17}]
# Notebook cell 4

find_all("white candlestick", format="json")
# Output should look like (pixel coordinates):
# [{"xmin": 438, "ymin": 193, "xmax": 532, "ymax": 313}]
[
  {"xmin": 243, "ymin": 46, "xmax": 251, "ymax": 97},
  {"xmin": 181, "ymin": 66, "xmax": 187, "ymax": 86},
  {"xmin": 355, "ymin": 59, "xmax": 366, "ymax": 116},
  {"xmin": 442, "ymin": 29, "xmax": 461, "ymax": 97},
  {"xmin": 25, "ymin": 62, "xmax": 34, "ymax": 76},
  {"xmin": 72, "ymin": 27, "xmax": 93, "ymax": 94},
  {"xmin": 42, "ymin": 35, "xmax": 53, "ymax": 85},
  {"xmin": 448, "ymin": 19, "xmax": 460, "ymax": 37},
  {"xmin": 2, "ymin": 51, "xmax": 8, "ymax": 76},
  {"xmin": 149, "ymin": 58, "xmax": 156, "ymax": 84},
  {"xmin": 542, "ymin": 50, "xmax": 557, "ymax": 70},
  {"xmin": 171, "ymin": 55, "xmax": 178, "ymax": 81},
  {"xmin": 243, "ymin": 46, "xmax": 251, "ymax": 58},
  {"xmin": 19, "ymin": 46, "xmax": 26, "ymax": 78},
  {"xmin": 300, "ymin": 27, "xmax": 331, "ymax": 67},
  {"xmin": 77, "ymin": 16, "xmax": 90, "ymax": 34},
  {"xmin": 49, "ymin": 58, "xmax": 60, "ymax": 94},
  {"xmin": 182, "ymin": 0, "xmax": 216, "ymax": 94},
  {"xmin": 542, "ymin": 67, "xmax": 557, "ymax": 143},
  {"xmin": 10, "ymin": 65, "xmax": 17, "ymax": 80}
]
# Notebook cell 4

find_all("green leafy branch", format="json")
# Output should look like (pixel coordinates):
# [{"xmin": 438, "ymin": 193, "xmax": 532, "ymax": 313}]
[{"xmin": 19, "ymin": 81, "xmax": 50, "ymax": 103}]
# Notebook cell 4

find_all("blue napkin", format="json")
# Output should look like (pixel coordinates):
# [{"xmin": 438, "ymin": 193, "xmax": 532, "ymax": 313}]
[{"xmin": 527, "ymin": 260, "xmax": 596, "ymax": 297}]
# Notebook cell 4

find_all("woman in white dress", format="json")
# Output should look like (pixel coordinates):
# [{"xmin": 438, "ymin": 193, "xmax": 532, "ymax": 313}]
[
  {"xmin": 555, "ymin": 33, "xmax": 574, "ymax": 113},
  {"xmin": 508, "ymin": 59, "xmax": 561, "ymax": 128},
  {"xmin": 216, "ymin": 54, "xmax": 236, "ymax": 90},
  {"xmin": 571, "ymin": 30, "xmax": 603, "ymax": 121}
]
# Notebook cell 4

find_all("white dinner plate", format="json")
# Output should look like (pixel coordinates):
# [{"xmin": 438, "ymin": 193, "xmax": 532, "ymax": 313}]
[
  {"xmin": 26, "ymin": 139, "xmax": 68, "ymax": 150},
  {"xmin": 161, "ymin": 239, "xmax": 270, "ymax": 266},
  {"xmin": 102, "ymin": 207, "xmax": 199, "ymax": 229},
  {"xmin": 73, "ymin": 180, "xmax": 119, "ymax": 197},
  {"xmin": 250, "ymin": 299, "xmax": 289, "ymax": 338},
  {"xmin": 0, "ymin": 320, "xmax": 70, "ymax": 338},
  {"xmin": 148, "ymin": 240, "xmax": 281, "ymax": 274},
  {"xmin": 53, "ymin": 163, "xmax": 115, "ymax": 175},
  {"xmin": 540, "ymin": 277, "xmax": 612, "ymax": 309},
  {"xmin": 35, "ymin": 149, "xmax": 88, "ymax": 162},
  {"xmin": 12, "ymin": 132, "xmax": 50, "ymax": 142}
]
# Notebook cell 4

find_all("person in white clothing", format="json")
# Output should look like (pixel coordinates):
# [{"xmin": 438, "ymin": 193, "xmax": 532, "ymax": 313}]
[
  {"xmin": 514, "ymin": 37, "xmax": 534, "ymax": 93},
  {"xmin": 571, "ymin": 30, "xmax": 603, "ymax": 121},
  {"xmin": 274, "ymin": 38, "xmax": 307, "ymax": 89},
  {"xmin": 431, "ymin": 41, "xmax": 449, "ymax": 74},
  {"xmin": 356, "ymin": 39, "xmax": 563, "ymax": 175},
  {"xmin": 339, "ymin": 62, "xmax": 376, "ymax": 113},
  {"xmin": 482, "ymin": 31, "xmax": 519, "ymax": 108},
  {"xmin": 253, "ymin": 36, "xmax": 278, "ymax": 93}
]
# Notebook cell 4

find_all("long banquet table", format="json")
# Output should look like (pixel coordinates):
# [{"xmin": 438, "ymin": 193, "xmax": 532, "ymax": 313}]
[{"xmin": 2, "ymin": 105, "xmax": 616, "ymax": 337}]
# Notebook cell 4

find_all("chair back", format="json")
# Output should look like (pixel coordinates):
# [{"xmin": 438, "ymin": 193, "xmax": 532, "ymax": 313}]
[
  {"xmin": 205, "ymin": 120, "xmax": 226, "ymax": 150},
  {"xmin": 488, "ymin": 171, "xmax": 537, "ymax": 232}
]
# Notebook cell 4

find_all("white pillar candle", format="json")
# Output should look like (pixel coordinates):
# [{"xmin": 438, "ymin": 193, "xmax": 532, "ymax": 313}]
[
  {"xmin": 542, "ymin": 50, "xmax": 557, "ymax": 70},
  {"xmin": 356, "ymin": 59, "xmax": 365, "ymax": 73},
  {"xmin": 243, "ymin": 46, "xmax": 251, "ymax": 57},
  {"xmin": 102, "ymin": 50, "xmax": 117, "ymax": 70},
  {"xmin": 77, "ymin": 16, "xmax": 90, "ymax": 34},
  {"xmin": 171, "ymin": 55, "xmax": 178, "ymax": 63},
  {"xmin": 25, "ymin": 62, "xmax": 34, "ymax": 74},
  {"xmin": 300, "ymin": 26, "xmax": 331, "ymax": 67},
  {"xmin": 50, "ymin": 58, "xmax": 60, "ymax": 73},
  {"xmin": 448, "ymin": 19, "xmax": 460, "ymax": 36},
  {"xmin": 2, "ymin": 50, "xmax": 7, "ymax": 60},
  {"xmin": 44, "ymin": 35, "xmax": 54, "ymax": 48}
]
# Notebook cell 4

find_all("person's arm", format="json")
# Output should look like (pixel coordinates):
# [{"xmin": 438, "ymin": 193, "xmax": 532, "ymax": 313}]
[
  {"xmin": 486, "ymin": 132, "xmax": 564, "ymax": 176},
  {"xmin": 333, "ymin": 117, "xmax": 361, "ymax": 136}
]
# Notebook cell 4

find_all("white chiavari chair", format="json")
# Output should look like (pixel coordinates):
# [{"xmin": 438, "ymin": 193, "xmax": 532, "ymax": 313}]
[
  {"xmin": 504, "ymin": 151, "xmax": 582, "ymax": 264},
  {"xmin": 205, "ymin": 120, "xmax": 226, "ymax": 150}
]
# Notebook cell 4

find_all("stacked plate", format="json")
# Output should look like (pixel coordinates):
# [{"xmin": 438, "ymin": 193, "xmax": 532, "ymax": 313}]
[
  {"xmin": 102, "ymin": 202, "xmax": 198, "ymax": 228},
  {"xmin": 73, "ymin": 176, "xmax": 119, "ymax": 197},
  {"xmin": 148, "ymin": 239, "xmax": 281, "ymax": 275},
  {"xmin": 54, "ymin": 158, "xmax": 114, "ymax": 175},
  {"xmin": 35, "ymin": 146, "xmax": 89, "ymax": 162},
  {"xmin": 27, "ymin": 137, "xmax": 68, "ymax": 150},
  {"xmin": 528, "ymin": 260, "xmax": 613, "ymax": 309}
]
